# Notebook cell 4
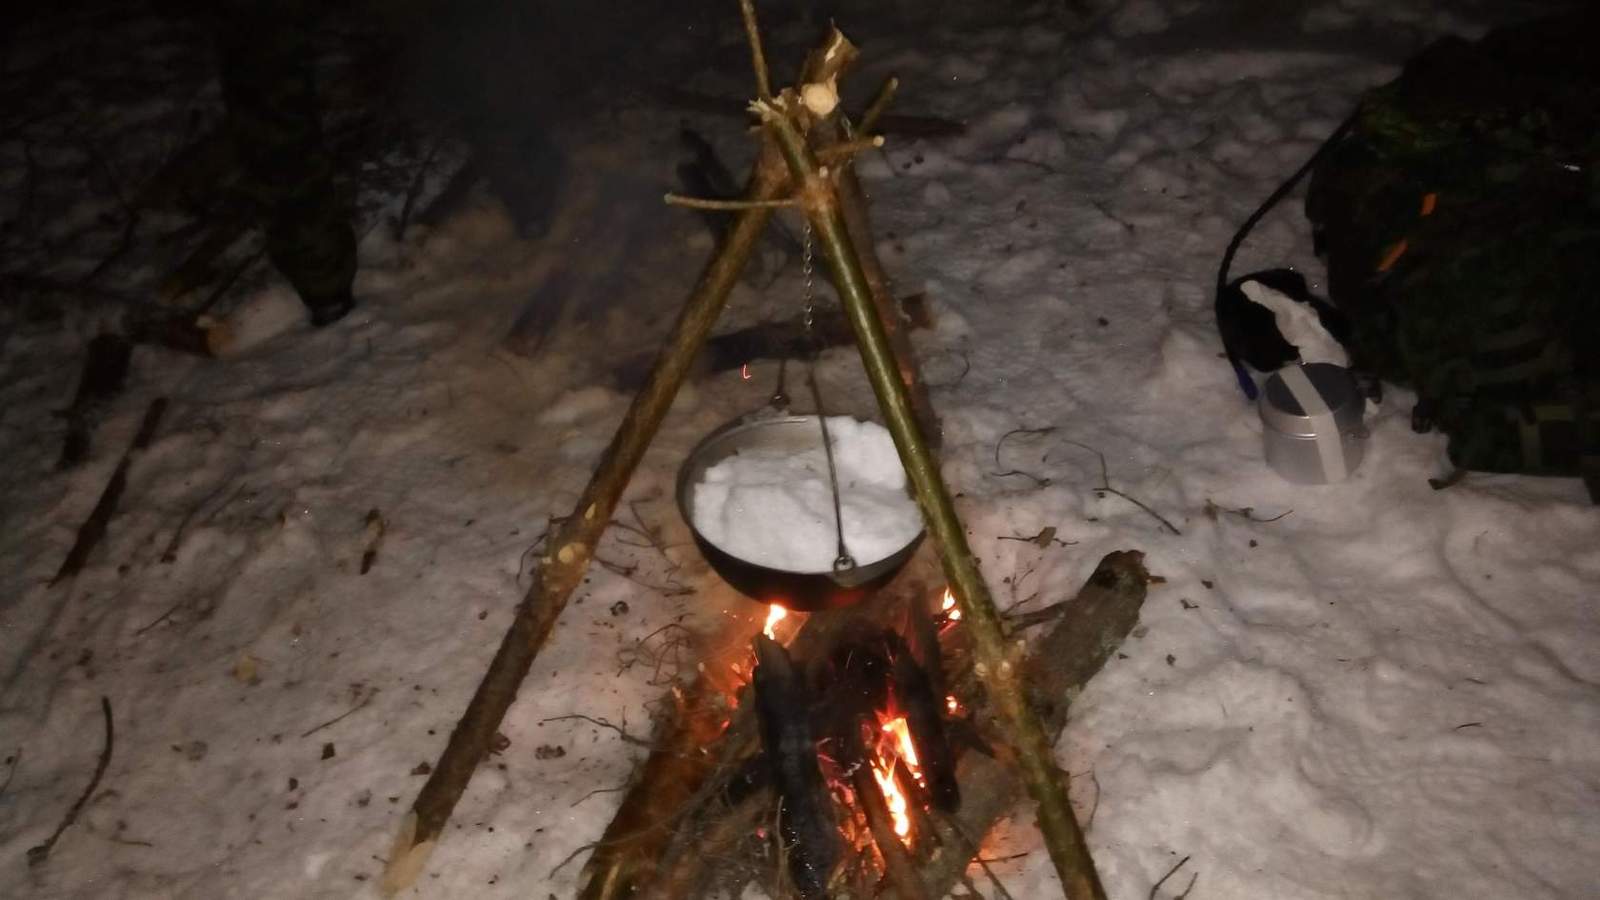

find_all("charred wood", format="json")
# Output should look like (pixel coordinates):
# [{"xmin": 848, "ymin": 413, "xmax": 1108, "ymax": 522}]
[{"xmin": 753, "ymin": 635, "xmax": 838, "ymax": 899}]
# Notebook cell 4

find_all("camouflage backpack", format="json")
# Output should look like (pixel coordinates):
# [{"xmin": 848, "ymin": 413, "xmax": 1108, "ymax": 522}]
[{"xmin": 1223, "ymin": 10, "xmax": 1600, "ymax": 501}]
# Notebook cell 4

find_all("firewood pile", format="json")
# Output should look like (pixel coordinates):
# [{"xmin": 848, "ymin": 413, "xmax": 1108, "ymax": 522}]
[{"xmin": 579, "ymin": 550, "xmax": 1151, "ymax": 899}]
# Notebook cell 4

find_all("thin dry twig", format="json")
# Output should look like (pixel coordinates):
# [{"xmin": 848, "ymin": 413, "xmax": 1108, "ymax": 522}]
[
  {"xmin": 570, "ymin": 780, "xmax": 631, "ymax": 809},
  {"xmin": 664, "ymin": 193, "xmax": 798, "ymax": 211},
  {"xmin": 940, "ymin": 812, "xmax": 1019, "ymax": 900},
  {"xmin": 616, "ymin": 621, "xmax": 694, "ymax": 686},
  {"xmin": 1148, "ymin": 855, "xmax": 1193, "ymax": 900},
  {"xmin": 992, "ymin": 426, "xmax": 1056, "ymax": 486},
  {"xmin": 161, "ymin": 480, "xmax": 245, "ymax": 564},
  {"xmin": 1082, "ymin": 770, "xmax": 1102, "ymax": 831},
  {"xmin": 816, "ymin": 135, "xmax": 886, "ymax": 165},
  {"xmin": 595, "ymin": 555, "xmax": 692, "ymax": 597},
  {"xmin": 132, "ymin": 598, "xmax": 187, "ymax": 637},
  {"xmin": 301, "ymin": 688, "xmax": 378, "ymax": 738},
  {"xmin": 996, "ymin": 526, "xmax": 1076, "ymax": 548},
  {"xmin": 539, "ymin": 714, "xmax": 652, "ymax": 748},
  {"xmin": 1202, "ymin": 499, "xmax": 1291, "ymax": 524},
  {"xmin": 393, "ymin": 137, "xmax": 441, "ymax": 242},
  {"xmin": 1061, "ymin": 439, "xmax": 1182, "ymax": 535},
  {"xmin": 27, "ymin": 697, "xmax": 113, "ymax": 867},
  {"xmin": 858, "ymin": 76, "xmax": 900, "ymax": 136},
  {"xmin": 924, "ymin": 349, "xmax": 972, "ymax": 390}
]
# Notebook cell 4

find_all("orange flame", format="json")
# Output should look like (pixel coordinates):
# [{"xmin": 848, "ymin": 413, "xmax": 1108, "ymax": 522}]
[
  {"xmin": 881, "ymin": 716, "xmax": 920, "ymax": 772},
  {"xmin": 941, "ymin": 588, "xmax": 961, "ymax": 621},
  {"xmin": 873, "ymin": 762, "xmax": 911, "ymax": 840},
  {"xmin": 762, "ymin": 603, "xmax": 788, "ymax": 639}
]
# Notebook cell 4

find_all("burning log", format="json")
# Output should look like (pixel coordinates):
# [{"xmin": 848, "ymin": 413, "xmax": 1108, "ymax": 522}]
[
  {"xmin": 753, "ymin": 635, "xmax": 838, "ymax": 899},
  {"xmin": 885, "ymin": 631, "xmax": 959, "ymax": 813},
  {"xmin": 847, "ymin": 733, "xmax": 931, "ymax": 900}
]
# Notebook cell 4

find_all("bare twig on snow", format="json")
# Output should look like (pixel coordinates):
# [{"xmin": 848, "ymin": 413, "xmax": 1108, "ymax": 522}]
[{"xmin": 27, "ymin": 697, "xmax": 113, "ymax": 867}]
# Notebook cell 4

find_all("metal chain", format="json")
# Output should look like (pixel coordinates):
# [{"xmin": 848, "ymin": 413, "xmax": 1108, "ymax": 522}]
[
  {"xmin": 798, "ymin": 220, "xmax": 853, "ymax": 573},
  {"xmin": 801, "ymin": 221, "xmax": 815, "ymax": 331}
]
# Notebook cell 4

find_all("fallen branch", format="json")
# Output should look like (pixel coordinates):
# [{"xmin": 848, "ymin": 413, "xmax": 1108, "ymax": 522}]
[
  {"xmin": 27, "ymin": 697, "xmax": 113, "ymax": 867},
  {"xmin": 52, "ymin": 398, "xmax": 168, "ymax": 586}
]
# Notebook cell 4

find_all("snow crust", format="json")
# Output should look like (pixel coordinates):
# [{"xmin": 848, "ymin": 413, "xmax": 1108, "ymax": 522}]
[{"xmin": 690, "ymin": 417, "xmax": 922, "ymax": 572}]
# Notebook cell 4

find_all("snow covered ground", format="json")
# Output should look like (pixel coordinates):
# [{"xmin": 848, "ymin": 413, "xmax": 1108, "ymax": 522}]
[{"xmin": 2, "ymin": 1, "xmax": 1596, "ymax": 898}]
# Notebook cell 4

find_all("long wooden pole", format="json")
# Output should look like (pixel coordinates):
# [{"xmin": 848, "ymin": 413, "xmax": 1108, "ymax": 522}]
[
  {"xmin": 756, "ymin": 97, "xmax": 1109, "ymax": 900},
  {"xmin": 380, "ymin": 139, "xmax": 789, "ymax": 896}
]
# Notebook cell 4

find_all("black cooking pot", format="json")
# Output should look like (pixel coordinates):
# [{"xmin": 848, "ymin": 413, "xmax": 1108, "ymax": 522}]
[{"xmin": 676, "ymin": 414, "xmax": 924, "ymax": 611}]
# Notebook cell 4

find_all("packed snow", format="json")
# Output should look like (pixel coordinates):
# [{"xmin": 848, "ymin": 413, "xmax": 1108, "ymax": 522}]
[
  {"xmin": 2, "ymin": 1, "xmax": 1596, "ymax": 899},
  {"xmin": 689, "ymin": 416, "xmax": 923, "ymax": 572}
]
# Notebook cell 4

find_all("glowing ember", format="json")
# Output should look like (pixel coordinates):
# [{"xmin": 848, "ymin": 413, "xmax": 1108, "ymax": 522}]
[
  {"xmin": 941, "ymin": 588, "xmax": 961, "ymax": 621},
  {"xmin": 873, "ymin": 762, "xmax": 911, "ymax": 840},
  {"xmin": 762, "ymin": 603, "xmax": 788, "ymax": 639},
  {"xmin": 945, "ymin": 695, "xmax": 960, "ymax": 715}
]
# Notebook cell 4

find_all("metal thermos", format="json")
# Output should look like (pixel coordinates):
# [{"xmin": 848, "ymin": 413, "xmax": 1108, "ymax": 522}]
[{"xmin": 1259, "ymin": 363, "xmax": 1368, "ymax": 484}]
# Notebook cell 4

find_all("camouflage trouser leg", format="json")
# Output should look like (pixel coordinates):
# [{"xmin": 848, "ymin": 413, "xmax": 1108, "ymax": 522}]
[{"xmin": 218, "ymin": 8, "xmax": 355, "ymax": 323}]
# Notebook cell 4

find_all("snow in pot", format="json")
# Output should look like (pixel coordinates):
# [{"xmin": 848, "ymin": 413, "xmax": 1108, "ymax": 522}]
[{"xmin": 679, "ymin": 415, "xmax": 924, "ymax": 608}]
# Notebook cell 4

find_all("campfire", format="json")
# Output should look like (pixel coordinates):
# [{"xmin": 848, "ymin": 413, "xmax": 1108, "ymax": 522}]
[
  {"xmin": 744, "ymin": 583, "xmax": 963, "ymax": 898},
  {"xmin": 569, "ymin": 550, "xmax": 1148, "ymax": 900}
]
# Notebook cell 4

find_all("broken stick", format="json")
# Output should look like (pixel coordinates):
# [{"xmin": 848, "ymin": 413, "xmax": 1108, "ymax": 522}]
[{"xmin": 52, "ymin": 398, "xmax": 168, "ymax": 585}]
